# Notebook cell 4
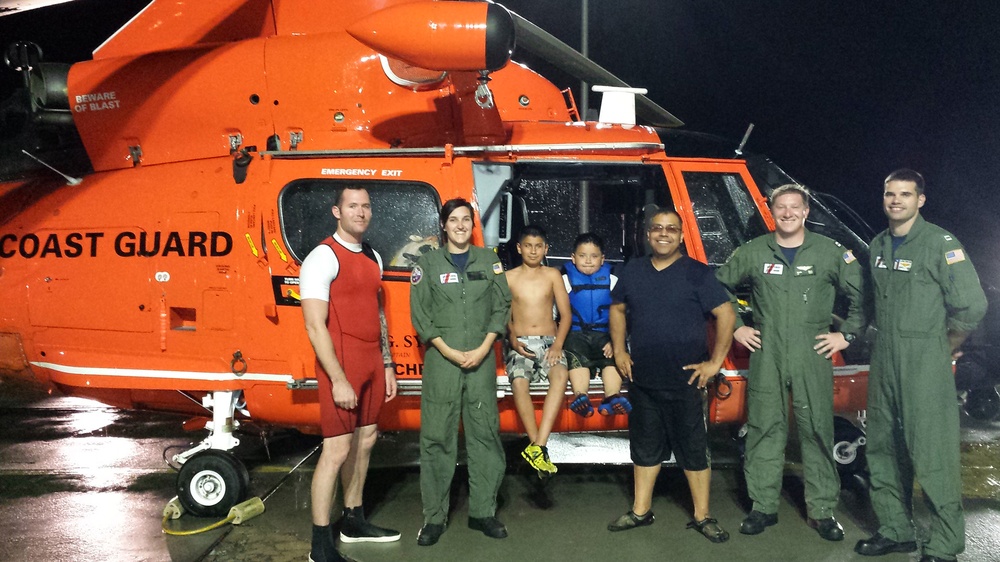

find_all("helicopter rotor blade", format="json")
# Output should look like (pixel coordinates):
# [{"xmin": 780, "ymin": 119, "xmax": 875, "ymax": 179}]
[{"xmin": 509, "ymin": 10, "xmax": 683, "ymax": 128}]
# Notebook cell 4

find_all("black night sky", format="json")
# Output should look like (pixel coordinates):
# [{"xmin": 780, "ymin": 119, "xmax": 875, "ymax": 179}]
[{"xmin": 1, "ymin": 0, "xmax": 998, "ymax": 284}]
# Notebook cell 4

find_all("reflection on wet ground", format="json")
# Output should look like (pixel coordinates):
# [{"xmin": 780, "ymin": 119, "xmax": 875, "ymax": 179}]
[{"xmin": 1, "ymin": 380, "xmax": 999, "ymax": 561}]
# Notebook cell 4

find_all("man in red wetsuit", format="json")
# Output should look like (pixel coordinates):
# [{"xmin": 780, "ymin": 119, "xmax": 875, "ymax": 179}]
[{"xmin": 300, "ymin": 187, "xmax": 399, "ymax": 562}]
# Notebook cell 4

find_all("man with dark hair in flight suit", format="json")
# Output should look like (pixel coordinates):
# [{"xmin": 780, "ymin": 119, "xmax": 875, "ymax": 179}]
[{"xmin": 855, "ymin": 169, "xmax": 987, "ymax": 562}]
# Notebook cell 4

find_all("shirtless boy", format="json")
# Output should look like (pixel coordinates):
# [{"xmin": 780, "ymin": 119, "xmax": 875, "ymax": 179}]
[{"xmin": 506, "ymin": 225, "xmax": 572, "ymax": 478}]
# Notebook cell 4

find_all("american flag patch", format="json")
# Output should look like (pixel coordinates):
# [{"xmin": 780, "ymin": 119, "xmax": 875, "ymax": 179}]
[
  {"xmin": 945, "ymin": 249, "xmax": 965, "ymax": 265},
  {"xmin": 493, "ymin": 262, "xmax": 503, "ymax": 274},
  {"xmin": 843, "ymin": 250, "xmax": 856, "ymax": 264}
]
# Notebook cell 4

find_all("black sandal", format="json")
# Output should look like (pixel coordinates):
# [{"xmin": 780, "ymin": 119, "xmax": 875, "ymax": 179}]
[{"xmin": 687, "ymin": 517, "xmax": 730, "ymax": 543}]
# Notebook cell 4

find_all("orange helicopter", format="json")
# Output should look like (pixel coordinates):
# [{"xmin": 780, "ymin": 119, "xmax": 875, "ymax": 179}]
[{"xmin": 0, "ymin": 0, "xmax": 872, "ymax": 516}]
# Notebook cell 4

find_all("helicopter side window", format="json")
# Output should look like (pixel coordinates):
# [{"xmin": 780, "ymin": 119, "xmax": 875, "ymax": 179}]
[
  {"xmin": 278, "ymin": 180, "xmax": 441, "ymax": 272},
  {"xmin": 683, "ymin": 171, "xmax": 769, "ymax": 267},
  {"xmin": 501, "ymin": 163, "xmax": 671, "ymax": 270}
]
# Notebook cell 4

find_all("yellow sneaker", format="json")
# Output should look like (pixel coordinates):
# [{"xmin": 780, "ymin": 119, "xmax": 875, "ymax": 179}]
[{"xmin": 521, "ymin": 443, "xmax": 557, "ymax": 476}]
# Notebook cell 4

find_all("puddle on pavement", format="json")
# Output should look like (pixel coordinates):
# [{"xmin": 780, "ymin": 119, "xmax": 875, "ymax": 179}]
[{"xmin": 961, "ymin": 441, "xmax": 1000, "ymax": 500}]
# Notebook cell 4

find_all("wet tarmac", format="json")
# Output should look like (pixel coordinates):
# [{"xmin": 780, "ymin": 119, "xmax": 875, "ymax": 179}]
[{"xmin": 1, "ymin": 381, "xmax": 999, "ymax": 562}]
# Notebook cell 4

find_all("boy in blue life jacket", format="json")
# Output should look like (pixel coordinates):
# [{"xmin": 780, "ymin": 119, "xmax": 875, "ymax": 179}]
[{"xmin": 562, "ymin": 233, "xmax": 630, "ymax": 417}]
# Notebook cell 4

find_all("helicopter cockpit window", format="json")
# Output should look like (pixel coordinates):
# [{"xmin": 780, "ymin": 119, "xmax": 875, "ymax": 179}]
[
  {"xmin": 683, "ymin": 171, "xmax": 769, "ymax": 267},
  {"xmin": 278, "ymin": 180, "xmax": 440, "ymax": 271},
  {"xmin": 500, "ymin": 163, "xmax": 672, "ymax": 269}
]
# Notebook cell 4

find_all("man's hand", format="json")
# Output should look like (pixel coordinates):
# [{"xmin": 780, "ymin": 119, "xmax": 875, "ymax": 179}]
[
  {"xmin": 332, "ymin": 378, "xmax": 358, "ymax": 410},
  {"xmin": 384, "ymin": 367, "xmax": 397, "ymax": 402},
  {"xmin": 685, "ymin": 360, "xmax": 722, "ymax": 389},
  {"xmin": 814, "ymin": 332, "xmax": 849, "ymax": 359},
  {"xmin": 601, "ymin": 342, "xmax": 613, "ymax": 358},
  {"xmin": 734, "ymin": 326, "xmax": 762, "ymax": 351},
  {"xmin": 614, "ymin": 351, "xmax": 634, "ymax": 381}
]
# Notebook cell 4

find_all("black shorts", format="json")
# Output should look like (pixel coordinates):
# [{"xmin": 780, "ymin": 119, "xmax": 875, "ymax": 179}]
[
  {"xmin": 564, "ymin": 330, "xmax": 614, "ymax": 372},
  {"xmin": 628, "ymin": 383, "xmax": 709, "ymax": 471}
]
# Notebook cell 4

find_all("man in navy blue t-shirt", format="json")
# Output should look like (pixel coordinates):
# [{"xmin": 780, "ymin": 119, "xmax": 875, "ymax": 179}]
[{"xmin": 606, "ymin": 208, "xmax": 735, "ymax": 544}]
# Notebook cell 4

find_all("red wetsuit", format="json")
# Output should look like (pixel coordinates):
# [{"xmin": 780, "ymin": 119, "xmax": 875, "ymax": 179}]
[{"xmin": 315, "ymin": 236, "xmax": 386, "ymax": 437}]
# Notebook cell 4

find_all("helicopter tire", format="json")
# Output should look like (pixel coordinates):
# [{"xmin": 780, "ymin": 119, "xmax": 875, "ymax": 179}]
[
  {"xmin": 832, "ymin": 416, "xmax": 866, "ymax": 477},
  {"xmin": 964, "ymin": 387, "xmax": 1000, "ymax": 421},
  {"xmin": 176, "ymin": 450, "xmax": 250, "ymax": 517}
]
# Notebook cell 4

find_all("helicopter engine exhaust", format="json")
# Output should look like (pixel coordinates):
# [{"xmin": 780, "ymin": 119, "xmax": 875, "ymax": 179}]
[{"xmin": 346, "ymin": 1, "xmax": 515, "ymax": 72}]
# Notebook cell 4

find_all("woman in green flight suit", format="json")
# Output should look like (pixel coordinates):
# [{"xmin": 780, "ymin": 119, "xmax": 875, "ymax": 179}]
[{"xmin": 409, "ymin": 198, "xmax": 512, "ymax": 546}]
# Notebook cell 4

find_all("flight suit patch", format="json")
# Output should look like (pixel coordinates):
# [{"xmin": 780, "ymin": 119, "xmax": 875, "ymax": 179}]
[
  {"xmin": 763, "ymin": 263, "xmax": 784, "ymax": 275},
  {"xmin": 440, "ymin": 272, "xmax": 460, "ymax": 283},
  {"xmin": 492, "ymin": 262, "xmax": 503, "ymax": 274},
  {"xmin": 893, "ymin": 259, "xmax": 912, "ymax": 272},
  {"xmin": 411, "ymin": 265, "xmax": 423, "ymax": 285},
  {"xmin": 875, "ymin": 256, "xmax": 888, "ymax": 269},
  {"xmin": 467, "ymin": 271, "xmax": 486, "ymax": 280},
  {"xmin": 795, "ymin": 265, "xmax": 815, "ymax": 276},
  {"xmin": 843, "ymin": 250, "xmax": 856, "ymax": 264},
  {"xmin": 945, "ymin": 249, "xmax": 965, "ymax": 264}
]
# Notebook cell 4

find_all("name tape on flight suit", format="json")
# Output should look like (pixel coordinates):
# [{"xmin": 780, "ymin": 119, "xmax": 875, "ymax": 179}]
[{"xmin": 763, "ymin": 263, "xmax": 784, "ymax": 275}]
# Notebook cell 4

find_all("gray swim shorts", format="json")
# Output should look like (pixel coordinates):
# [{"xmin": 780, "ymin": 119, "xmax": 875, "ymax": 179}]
[{"xmin": 506, "ymin": 336, "xmax": 568, "ymax": 383}]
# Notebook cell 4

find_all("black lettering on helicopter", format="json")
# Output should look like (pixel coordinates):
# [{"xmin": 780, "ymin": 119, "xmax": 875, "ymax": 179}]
[
  {"xmin": 1, "ymin": 232, "xmax": 104, "ymax": 259},
  {"xmin": 114, "ymin": 231, "xmax": 232, "ymax": 257},
  {"xmin": 394, "ymin": 363, "xmax": 424, "ymax": 377},
  {"xmin": 0, "ymin": 231, "xmax": 231, "ymax": 258}
]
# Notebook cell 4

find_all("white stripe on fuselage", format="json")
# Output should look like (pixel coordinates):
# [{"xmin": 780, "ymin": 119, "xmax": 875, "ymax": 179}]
[{"xmin": 30, "ymin": 361, "xmax": 294, "ymax": 383}]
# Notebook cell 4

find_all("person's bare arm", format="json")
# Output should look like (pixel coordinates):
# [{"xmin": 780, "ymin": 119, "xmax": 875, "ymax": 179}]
[
  {"xmin": 610, "ymin": 302, "xmax": 632, "ymax": 380},
  {"xmin": 545, "ymin": 268, "xmax": 572, "ymax": 366},
  {"xmin": 684, "ymin": 301, "xmax": 736, "ymax": 389},
  {"xmin": 302, "ymin": 298, "xmax": 357, "ymax": 409},
  {"xmin": 378, "ymin": 289, "xmax": 397, "ymax": 402}
]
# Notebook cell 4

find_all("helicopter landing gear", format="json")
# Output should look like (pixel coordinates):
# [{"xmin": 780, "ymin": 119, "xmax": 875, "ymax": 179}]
[
  {"xmin": 832, "ymin": 416, "xmax": 867, "ymax": 477},
  {"xmin": 176, "ymin": 449, "xmax": 251, "ymax": 517},
  {"xmin": 172, "ymin": 390, "xmax": 251, "ymax": 516}
]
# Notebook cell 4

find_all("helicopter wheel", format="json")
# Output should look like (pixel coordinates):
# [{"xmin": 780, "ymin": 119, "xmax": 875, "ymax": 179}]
[
  {"xmin": 176, "ymin": 450, "xmax": 250, "ymax": 517},
  {"xmin": 964, "ymin": 387, "xmax": 1000, "ymax": 421},
  {"xmin": 832, "ymin": 417, "xmax": 866, "ymax": 477}
]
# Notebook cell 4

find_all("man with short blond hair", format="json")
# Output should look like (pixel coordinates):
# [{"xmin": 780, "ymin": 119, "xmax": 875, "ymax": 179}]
[{"xmin": 716, "ymin": 183, "xmax": 865, "ymax": 541}]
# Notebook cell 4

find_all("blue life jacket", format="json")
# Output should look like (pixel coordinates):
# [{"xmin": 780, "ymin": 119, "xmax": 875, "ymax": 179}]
[{"xmin": 564, "ymin": 262, "xmax": 613, "ymax": 332}]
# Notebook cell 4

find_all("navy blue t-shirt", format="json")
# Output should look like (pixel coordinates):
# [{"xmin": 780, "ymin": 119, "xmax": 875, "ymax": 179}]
[{"xmin": 611, "ymin": 256, "xmax": 729, "ymax": 390}]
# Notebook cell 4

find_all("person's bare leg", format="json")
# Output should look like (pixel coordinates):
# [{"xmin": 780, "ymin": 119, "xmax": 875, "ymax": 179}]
[
  {"xmin": 601, "ymin": 366, "xmax": 623, "ymax": 397},
  {"xmin": 511, "ymin": 378, "xmax": 538, "ymax": 443},
  {"xmin": 311, "ymin": 433, "xmax": 354, "ymax": 525},
  {"xmin": 340, "ymin": 424, "xmax": 378, "ymax": 509},
  {"xmin": 535, "ymin": 366, "xmax": 568, "ymax": 446},
  {"xmin": 685, "ymin": 468, "xmax": 713, "ymax": 521},
  {"xmin": 568, "ymin": 367, "xmax": 591, "ymax": 395},
  {"xmin": 632, "ymin": 464, "xmax": 661, "ymax": 515}
]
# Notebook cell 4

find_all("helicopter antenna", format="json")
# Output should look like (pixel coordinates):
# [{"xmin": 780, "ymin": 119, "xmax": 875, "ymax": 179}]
[
  {"xmin": 21, "ymin": 149, "xmax": 83, "ymax": 185},
  {"xmin": 735, "ymin": 123, "xmax": 755, "ymax": 156}
]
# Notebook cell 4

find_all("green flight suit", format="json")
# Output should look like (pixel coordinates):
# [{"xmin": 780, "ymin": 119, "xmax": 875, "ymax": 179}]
[
  {"xmin": 867, "ymin": 215, "xmax": 986, "ymax": 559},
  {"xmin": 409, "ymin": 246, "xmax": 511, "ymax": 524},
  {"xmin": 716, "ymin": 230, "xmax": 864, "ymax": 520}
]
